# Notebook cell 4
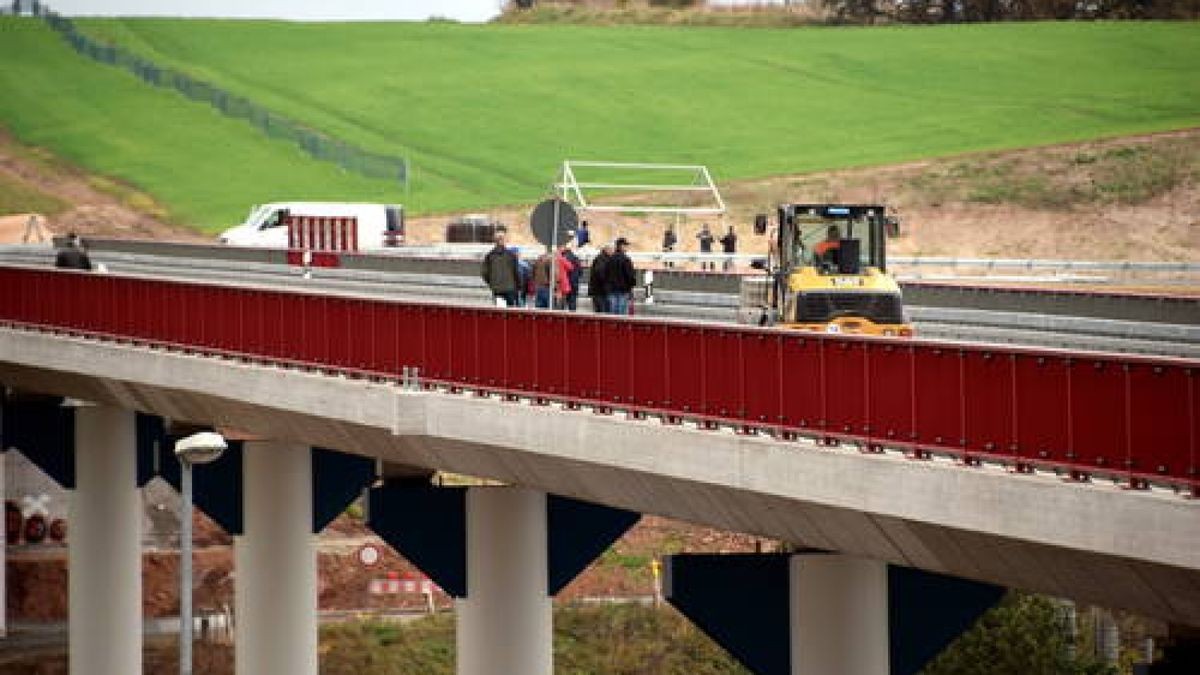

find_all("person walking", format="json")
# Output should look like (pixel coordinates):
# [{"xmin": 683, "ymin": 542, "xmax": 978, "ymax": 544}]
[
  {"xmin": 533, "ymin": 246, "xmax": 570, "ymax": 309},
  {"xmin": 697, "ymin": 224, "xmax": 714, "ymax": 253},
  {"xmin": 661, "ymin": 226, "xmax": 678, "ymax": 268},
  {"xmin": 720, "ymin": 226, "xmax": 738, "ymax": 271},
  {"xmin": 554, "ymin": 244, "xmax": 574, "ymax": 310},
  {"xmin": 514, "ymin": 248, "xmax": 531, "ymax": 307},
  {"xmin": 576, "ymin": 220, "xmax": 591, "ymax": 248},
  {"xmin": 606, "ymin": 238, "xmax": 637, "ymax": 316},
  {"xmin": 696, "ymin": 224, "xmax": 715, "ymax": 270},
  {"xmin": 663, "ymin": 227, "xmax": 677, "ymax": 252},
  {"xmin": 481, "ymin": 232, "xmax": 520, "ymax": 307},
  {"xmin": 561, "ymin": 241, "xmax": 582, "ymax": 311},
  {"xmin": 588, "ymin": 242, "xmax": 612, "ymax": 314},
  {"xmin": 533, "ymin": 250, "xmax": 552, "ymax": 309},
  {"xmin": 54, "ymin": 232, "xmax": 92, "ymax": 270}
]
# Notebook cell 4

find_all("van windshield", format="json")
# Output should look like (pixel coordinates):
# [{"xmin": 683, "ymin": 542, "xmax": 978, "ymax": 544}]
[
  {"xmin": 259, "ymin": 209, "xmax": 286, "ymax": 230},
  {"xmin": 244, "ymin": 205, "xmax": 272, "ymax": 230}
]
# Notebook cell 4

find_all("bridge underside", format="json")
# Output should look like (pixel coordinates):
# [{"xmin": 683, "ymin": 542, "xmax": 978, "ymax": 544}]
[{"xmin": 2, "ymin": 326, "xmax": 1197, "ymax": 627}]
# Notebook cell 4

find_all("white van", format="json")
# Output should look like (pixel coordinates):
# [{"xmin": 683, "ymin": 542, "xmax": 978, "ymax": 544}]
[{"xmin": 217, "ymin": 202, "xmax": 405, "ymax": 250}]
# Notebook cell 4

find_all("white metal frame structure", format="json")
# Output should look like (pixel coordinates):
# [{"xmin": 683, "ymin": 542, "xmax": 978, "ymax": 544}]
[{"xmin": 554, "ymin": 160, "xmax": 726, "ymax": 216}]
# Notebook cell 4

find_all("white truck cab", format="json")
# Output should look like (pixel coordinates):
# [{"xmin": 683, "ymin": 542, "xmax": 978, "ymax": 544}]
[{"xmin": 217, "ymin": 202, "xmax": 405, "ymax": 249}]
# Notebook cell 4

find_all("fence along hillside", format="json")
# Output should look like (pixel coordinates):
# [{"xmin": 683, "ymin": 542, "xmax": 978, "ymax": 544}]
[{"xmin": 15, "ymin": 1, "xmax": 409, "ymax": 186}]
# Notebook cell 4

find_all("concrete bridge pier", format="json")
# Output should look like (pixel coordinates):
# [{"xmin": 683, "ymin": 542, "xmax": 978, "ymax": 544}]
[
  {"xmin": 366, "ymin": 482, "xmax": 638, "ymax": 675},
  {"xmin": 235, "ymin": 440, "xmax": 318, "ymax": 675},
  {"xmin": 666, "ymin": 552, "xmax": 1003, "ymax": 675},
  {"xmin": 68, "ymin": 404, "xmax": 142, "ymax": 675},
  {"xmin": 456, "ymin": 486, "xmax": 553, "ymax": 675},
  {"xmin": 1, "ymin": 446, "xmax": 6, "ymax": 639},
  {"xmin": 790, "ymin": 554, "xmax": 889, "ymax": 675}
]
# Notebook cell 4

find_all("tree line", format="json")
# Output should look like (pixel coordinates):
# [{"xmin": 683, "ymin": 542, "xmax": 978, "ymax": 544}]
[
  {"xmin": 824, "ymin": 0, "xmax": 1199, "ymax": 22},
  {"xmin": 512, "ymin": 1, "xmax": 1199, "ymax": 21}
]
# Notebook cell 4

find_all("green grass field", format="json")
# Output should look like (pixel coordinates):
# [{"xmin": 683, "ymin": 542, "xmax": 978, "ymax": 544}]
[{"xmin": 1, "ymin": 17, "xmax": 1198, "ymax": 231}]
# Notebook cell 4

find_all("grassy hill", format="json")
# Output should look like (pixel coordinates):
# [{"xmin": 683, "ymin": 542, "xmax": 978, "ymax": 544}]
[
  {"xmin": 0, "ymin": 19, "xmax": 401, "ymax": 231},
  {"xmin": 1, "ymin": 17, "xmax": 1198, "ymax": 232}
]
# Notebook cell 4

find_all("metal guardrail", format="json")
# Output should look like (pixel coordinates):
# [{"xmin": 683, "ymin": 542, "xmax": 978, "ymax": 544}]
[
  {"xmin": 70, "ymin": 237, "xmax": 1200, "ymax": 274},
  {"xmin": 892, "ymin": 257, "xmax": 1200, "ymax": 272},
  {"xmin": 5, "ymin": 244, "xmax": 1198, "ymax": 356},
  {"xmin": 1, "ymin": 264, "xmax": 1196, "ymax": 495},
  {"xmin": 901, "ymin": 283, "xmax": 1200, "ymax": 326}
]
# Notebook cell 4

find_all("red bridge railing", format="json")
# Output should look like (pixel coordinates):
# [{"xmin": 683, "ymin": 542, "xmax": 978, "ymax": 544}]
[{"xmin": 1, "ymin": 265, "xmax": 1195, "ymax": 494}]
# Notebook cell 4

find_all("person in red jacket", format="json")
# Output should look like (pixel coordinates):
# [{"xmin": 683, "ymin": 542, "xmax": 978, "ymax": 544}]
[{"xmin": 533, "ymin": 247, "xmax": 571, "ymax": 309}]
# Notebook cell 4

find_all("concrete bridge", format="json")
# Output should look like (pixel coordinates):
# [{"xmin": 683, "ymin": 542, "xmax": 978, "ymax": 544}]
[{"xmin": 1, "ymin": 263, "xmax": 1197, "ymax": 674}]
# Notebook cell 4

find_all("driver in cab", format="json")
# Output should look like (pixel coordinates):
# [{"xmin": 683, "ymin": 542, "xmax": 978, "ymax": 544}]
[{"xmin": 813, "ymin": 225, "xmax": 841, "ymax": 267}]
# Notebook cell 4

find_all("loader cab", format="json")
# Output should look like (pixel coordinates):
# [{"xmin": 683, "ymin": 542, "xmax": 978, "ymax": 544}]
[
  {"xmin": 752, "ymin": 203, "xmax": 910, "ymax": 336},
  {"xmin": 776, "ymin": 204, "xmax": 891, "ymax": 276}
]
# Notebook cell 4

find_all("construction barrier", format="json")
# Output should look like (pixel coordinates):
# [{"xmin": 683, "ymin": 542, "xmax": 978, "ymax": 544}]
[
  {"xmin": 0, "ymin": 265, "xmax": 1196, "ymax": 494},
  {"xmin": 286, "ymin": 216, "xmax": 359, "ymax": 253}
]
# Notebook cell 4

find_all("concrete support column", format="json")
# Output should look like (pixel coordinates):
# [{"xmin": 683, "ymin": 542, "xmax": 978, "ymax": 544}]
[
  {"xmin": 235, "ymin": 441, "xmax": 316, "ymax": 675},
  {"xmin": 456, "ymin": 487, "xmax": 552, "ymax": 675},
  {"xmin": 1, "ymin": 450, "xmax": 6, "ymax": 639},
  {"xmin": 790, "ymin": 554, "xmax": 889, "ymax": 675},
  {"xmin": 68, "ymin": 405, "xmax": 141, "ymax": 675}
]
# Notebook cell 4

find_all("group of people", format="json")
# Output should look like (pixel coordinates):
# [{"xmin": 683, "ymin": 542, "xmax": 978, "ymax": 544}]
[
  {"xmin": 481, "ymin": 232, "xmax": 637, "ymax": 315},
  {"xmin": 690, "ymin": 224, "xmax": 738, "ymax": 270},
  {"xmin": 661, "ymin": 224, "xmax": 738, "ymax": 256},
  {"xmin": 482, "ymin": 219, "xmax": 754, "ymax": 312},
  {"xmin": 585, "ymin": 237, "xmax": 636, "ymax": 315}
]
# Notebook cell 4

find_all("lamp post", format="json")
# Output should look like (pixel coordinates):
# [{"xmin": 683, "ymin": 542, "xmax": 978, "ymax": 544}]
[{"xmin": 174, "ymin": 431, "xmax": 227, "ymax": 675}]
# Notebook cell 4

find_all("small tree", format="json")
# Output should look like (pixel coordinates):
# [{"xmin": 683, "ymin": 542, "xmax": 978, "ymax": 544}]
[{"xmin": 922, "ymin": 593, "xmax": 1115, "ymax": 675}]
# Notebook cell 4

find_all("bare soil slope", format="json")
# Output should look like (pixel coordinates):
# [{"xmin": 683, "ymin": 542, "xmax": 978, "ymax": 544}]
[{"xmin": 0, "ymin": 132, "xmax": 203, "ymax": 244}]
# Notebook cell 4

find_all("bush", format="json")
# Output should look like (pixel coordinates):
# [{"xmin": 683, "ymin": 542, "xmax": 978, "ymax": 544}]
[{"xmin": 922, "ymin": 593, "xmax": 1115, "ymax": 675}]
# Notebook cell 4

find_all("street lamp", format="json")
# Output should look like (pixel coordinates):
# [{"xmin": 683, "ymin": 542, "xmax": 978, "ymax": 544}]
[{"xmin": 174, "ymin": 431, "xmax": 227, "ymax": 675}]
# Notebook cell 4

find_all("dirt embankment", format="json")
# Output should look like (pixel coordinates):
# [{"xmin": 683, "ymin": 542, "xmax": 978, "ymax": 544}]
[{"xmin": 0, "ymin": 131, "xmax": 203, "ymax": 245}]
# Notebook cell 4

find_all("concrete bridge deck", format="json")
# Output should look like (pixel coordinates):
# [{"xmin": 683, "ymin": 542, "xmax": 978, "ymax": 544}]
[{"xmin": 2, "ymin": 325, "xmax": 1196, "ymax": 627}]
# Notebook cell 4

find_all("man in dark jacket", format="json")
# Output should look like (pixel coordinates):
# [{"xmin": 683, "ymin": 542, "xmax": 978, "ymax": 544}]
[
  {"xmin": 54, "ymin": 233, "xmax": 93, "ymax": 271},
  {"xmin": 697, "ymin": 224, "xmax": 714, "ymax": 253},
  {"xmin": 661, "ymin": 227, "xmax": 678, "ymax": 269},
  {"xmin": 481, "ymin": 232, "xmax": 519, "ymax": 306},
  {"xmin": 696, "ymin": 224, "xmax": 715, "ymax": 270},
  {"xmin": 720, "ymin": 226, "xmax": 738, "ymax": 271},
  {"xmin": 588, "ymin": 242, "xmax": 611, "ymax": 314},
  {"xmin": 720, "ymin": 226, "xmax": 737, "ymax": 254},
  {"xmin": 606, "ymin": 238, "xmax": 637, "ymax": 316}
]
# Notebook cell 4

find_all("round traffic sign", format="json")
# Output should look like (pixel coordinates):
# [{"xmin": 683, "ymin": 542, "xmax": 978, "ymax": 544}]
[
  {"xmin": 529, "ymin": 198, "xmax": 577, "ymax": 247},
  {"xmin": 357, "ymin": 543, "xmax": 381, "ymax": 567}
]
